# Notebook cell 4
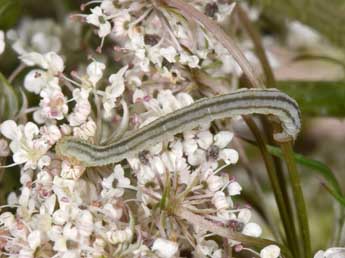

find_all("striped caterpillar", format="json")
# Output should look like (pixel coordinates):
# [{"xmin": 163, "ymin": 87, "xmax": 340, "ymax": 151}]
[{"xmin": 56, "ymin": 88, "xmax": 301, "ymax": 167}]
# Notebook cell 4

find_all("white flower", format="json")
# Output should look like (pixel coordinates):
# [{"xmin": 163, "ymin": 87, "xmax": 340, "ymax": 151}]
[
  {"xmin": 242, "ymin": 222, "xmax": 262, "ymax": 237},
  {"xmin": 86, "ymin": 7, "xmax": 112, "ymax": 38},
  {"xmin": 228, "ymin": 181, "xmax": 242, "ymax": 196},
  {"xmin": 107, "ymin": 227, "xmax": 133, "ymax": 245},
  {"xmin": 179, "ymin": 52, "xmax": 199, "ymax": 68},
  {"xmin": 0, "ymin": 30, "xmax": 5, "ymax": 55},
  {"xmin": 112, "ymin": 11, "xmax": 131, "ymax": 37},
  {"xmin": 21, "ymin": 51, "xmax": 64, "ymax": 73},
  {"xmin": 314, "ymin": 248, "xmax": 345, "ymax": 258},
  {"xmin": 184, "ymin": 130, "xmax": 238, "ymax": 167},
  {"xmin": 61, "ymin": 160, "xmax": 85, "ymax": 179},
  {"xmin": 103, "ymin": 65, "xmax": 127, "ymax": 118},
  {"xmin": 0, "ymin": 120, "xmax": 50, "ymax": 169},
  {"xmin": 24, "ymin": 69, "xmax": 50, "ymax": 94},
  {"xmin": 195, "ymin": 239, "xmax": 222, "ymax": 258},
  {"xmin": 101, "ymin": 164, "xmax": 130, "ymax": 198},
  {"xmin": 237, "ymin": 208, "xmax": 252, "ymax": 224},
  {"xmin": 160, "ymin": 46, "xmax": 177, "ymax": 63},
  {"xmin": 288, "ymin": 21, "xmax": 321, "ymax": 50},
  {"xmin": 152, "ymin": 238, "xmax": 178, "ymax": 258},
  {"xmin": 100, "ymin": 0, "xmax": 119, "ymax": 15},
  {"xmin": 27, "ymin": 230, "xmax": 42, "ymax": 250},
  {"xmin": 68, "ymin": 89, "xmax": 91, "ymax": 126},
  {"xmin": 6, "ymin": 18, "xmax": 63, "ymax": 55},
  {"xmin": 260, "ymin": 245, "xmax": 281, "ymax": 258},
  {"xmin": 212, "ymin": 191, "xmax": 230, "ymax": 211},
  {"xmin": 22, "ymin": 52, "xmax": 64, "ymax": 94},
  {"xmin": 86, "ymin": 60, "xmax": 106, "ymax": 87}
]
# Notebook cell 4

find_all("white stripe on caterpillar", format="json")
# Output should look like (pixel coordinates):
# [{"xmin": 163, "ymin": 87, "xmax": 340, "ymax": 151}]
[{"xmin": 56, "ymin": 88, "xmax": 301, "ymax": 167}]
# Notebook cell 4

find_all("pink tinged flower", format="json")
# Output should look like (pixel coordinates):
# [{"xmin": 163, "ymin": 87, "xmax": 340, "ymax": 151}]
[
  {"xmin": 152, "ymin": 238, "xmax": 179, "ymax": 258},
  {"xmin": 86, "ymin": 7, "xmax": 112, "ymax": 38},
  {"xmin": 242, "ymin": 222, "xmax": 262, "ymax": 237},
  {"xmin": 40, "ymin": 87, "xmax": 68, "ymax": 120},
  {"xmin": 260, "ymin": 245, "xmax": 281, "ymax": 258},
  {"xmin": 0, "ymin": 30, "xmax": 4, "ymax": 55},
  {"xmin": 40, "ymin": 125, "xmax": 62, "ymax": 145},
  {"xmin": 73, "ymin": 119, "xmax": 96, "ymax": 141}
]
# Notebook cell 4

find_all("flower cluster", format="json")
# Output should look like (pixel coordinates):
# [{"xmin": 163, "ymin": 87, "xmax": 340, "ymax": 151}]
[{"xmin": 0, "ymin": 1, "xmax": 285, "ymax": 258}]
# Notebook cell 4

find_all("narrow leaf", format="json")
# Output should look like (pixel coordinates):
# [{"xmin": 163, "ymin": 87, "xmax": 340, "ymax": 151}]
[
  {"xmin": 0, "ymin": 72, "xmax": 20, "ymax": 121},
  {"xmin": 0, "ymin": 0, "xmax": 22, "ymax": 29},
  {"xmin": 276, "ymin": 80, "xmax": 345, "ymax": 117},
  {"xmin": 267, "ymin": 145, "xmax": 343, "ymax": 197}
]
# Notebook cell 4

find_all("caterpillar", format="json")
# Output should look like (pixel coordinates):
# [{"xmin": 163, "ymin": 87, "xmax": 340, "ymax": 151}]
[{"xmin": 56, "ymin": 88, "xmax": 301, "ymax": 167}]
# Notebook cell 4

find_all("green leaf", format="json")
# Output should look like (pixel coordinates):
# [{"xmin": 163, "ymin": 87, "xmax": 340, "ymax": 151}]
[
  {"xmin": 0, "ymin": 0, "xmax": 22, "ymax": 29},
  {"xmin": 0, "ymin": 73, "xmax": 20, "ymax": 121},
  {"xmin": 276, "ymin": 80, "xmax": 345, "ymax": 117},
  {"xmin": 266, "ymin": 145, "xmax": 343, "ymax": 198}
]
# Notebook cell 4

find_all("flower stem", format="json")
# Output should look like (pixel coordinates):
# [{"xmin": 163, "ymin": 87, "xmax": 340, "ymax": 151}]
[
  {"xmin": 279, "ymin": 141, "xmax": 312, "ymax": 258},
  {"xmin": 243, "ymin": 115, "xmax": 300, "ymax": 257}
]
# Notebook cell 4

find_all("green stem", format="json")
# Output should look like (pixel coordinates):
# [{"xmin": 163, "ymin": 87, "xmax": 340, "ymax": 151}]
[
  {"xmin": 236, "ymin": 8, "xmax": 301, "ymax": 255},
  {"xmin": 243, "ymin": 116, "xmax": 300, "ymax": 256},
  {"xmin": 279, "ymin": 141, "xmax": 312, "ymax": 258},
  {"xmin": 236, "ymin": 5, "xmax": 276, "ymax": 87}
]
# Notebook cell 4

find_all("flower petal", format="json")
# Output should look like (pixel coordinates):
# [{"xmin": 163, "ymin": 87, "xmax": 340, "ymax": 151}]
[
  {"xmin": 260, "ymin": 245, "xmax": 281, "ymax": 258},
  {"xmin": 242, "ymin": 222, "xmax": 262, "ymax": 237},
  {"xmin": 214, "ymin": 131, "xmax": 234, "ymax": 148},
  {"xmin": 219, "ymin": 149, "xmax": 239, "ymax": 164},
  {"xmin": 0, "ymin": 120, "xmax": 19, "ymax": 140},
  {"xmin": 197, "ymin": 130, "xmax": 213, "ymax": 149}
]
